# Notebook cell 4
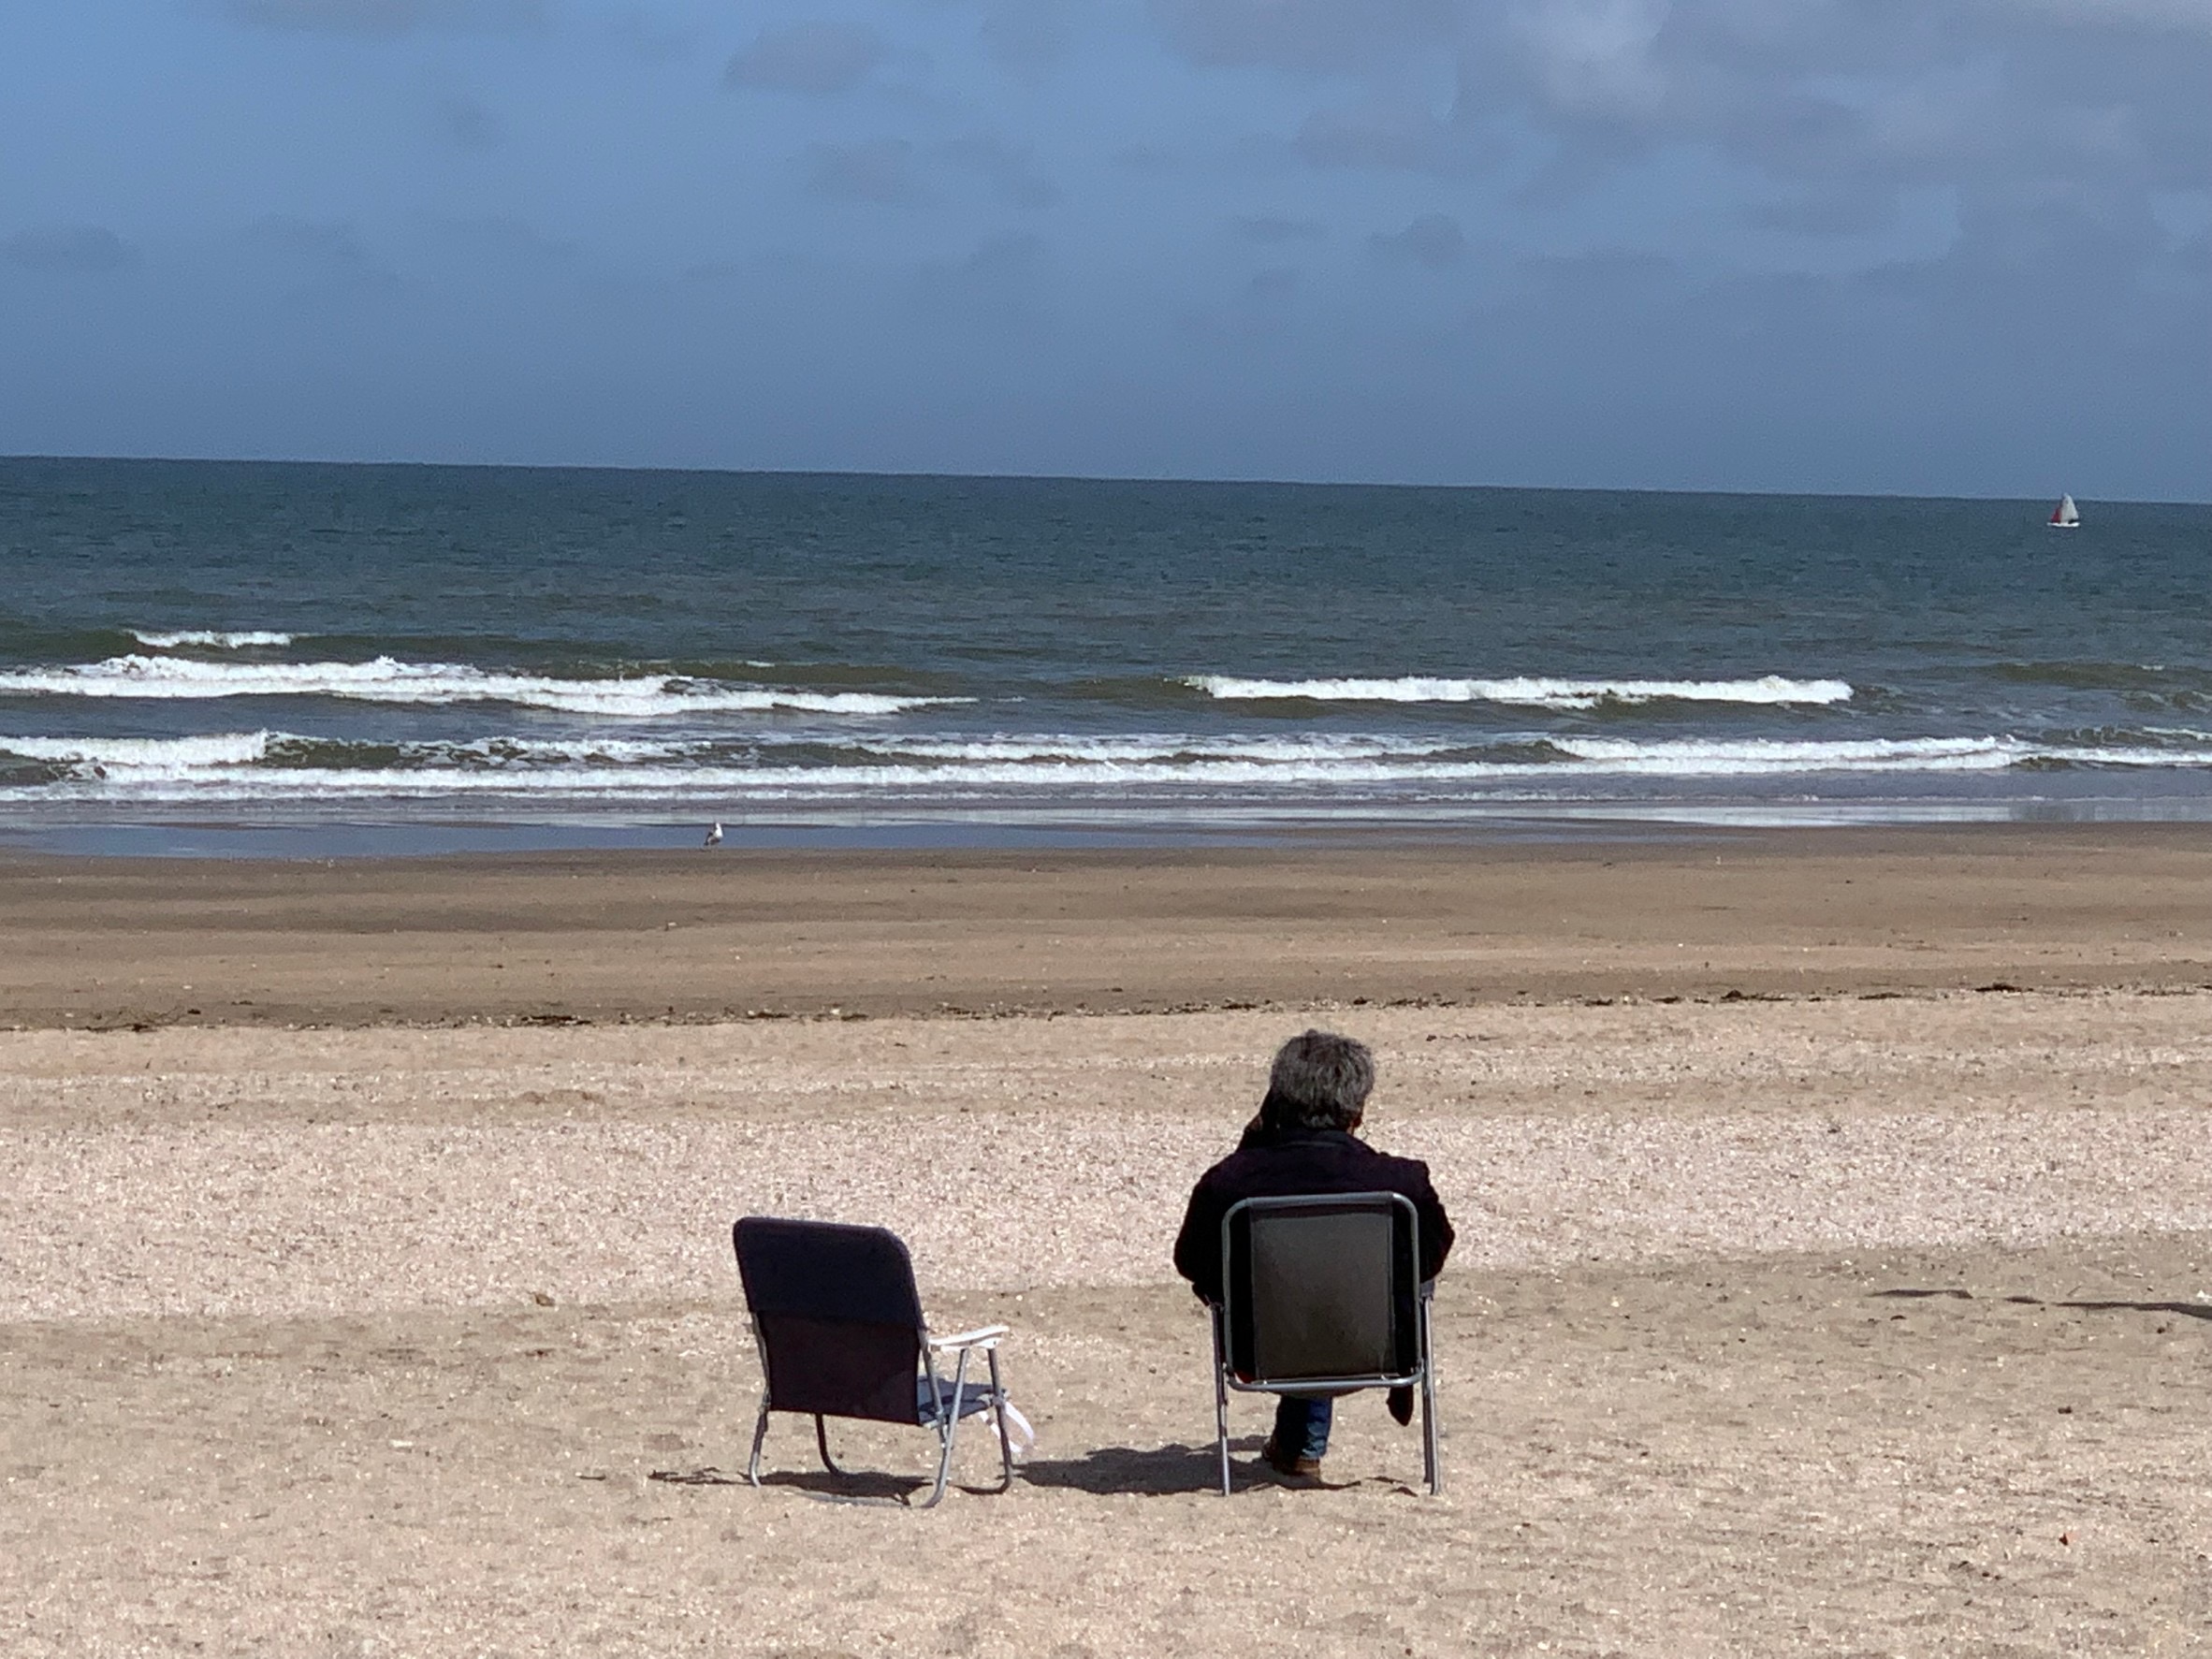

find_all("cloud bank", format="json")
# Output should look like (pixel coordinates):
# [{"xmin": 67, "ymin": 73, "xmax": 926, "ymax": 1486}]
[{"xmin": 0, "ymin": 0, "xmax": 2201, "ymax": 495}]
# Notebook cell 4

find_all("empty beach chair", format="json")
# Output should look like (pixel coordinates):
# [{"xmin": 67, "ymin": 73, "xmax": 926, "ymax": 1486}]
[
  {"xmin": 733, "ymin": 1215, "xmax": 1017, "ymax": 1508},
  {"xmin": 1209, "ymin": 1191, "xmax": 1440, "ymax": 1495}
]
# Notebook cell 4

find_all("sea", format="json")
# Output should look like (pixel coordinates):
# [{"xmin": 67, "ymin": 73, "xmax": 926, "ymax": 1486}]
[{"xmin": 3, "ymin": 455, "xmax": 2210, "ymax": 855}]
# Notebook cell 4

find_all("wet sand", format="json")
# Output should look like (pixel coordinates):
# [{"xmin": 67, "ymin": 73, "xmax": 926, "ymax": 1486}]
[
  {"xmin": 5, "ymin": 830, "xmax": 2212, "ymax": 1653},
  {"xmin": 7, "ymin": 825, "xmax": 2212, "ymax": 1028}
]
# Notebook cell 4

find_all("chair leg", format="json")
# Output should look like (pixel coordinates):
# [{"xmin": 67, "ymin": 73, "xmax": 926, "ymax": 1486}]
[
  {"xmin": 1419, "ymin": 1377, "xmax": 1441, "ymax": 1496},
  {"xmin": 746, "ymin": 1395, "xmax": 771, "ymax": 1488},
  {"xmin": 1211, "ymin": 1308, "xmax": 1232, "ymax": 1496},
  {"xmin": 1419, "ymin": 1302, "xmax": 1442, "ymax": 1497},
  {"xmin": 984, "ymin": 1347, "xmax": 1015, "ymax": 1492},
  {"xmin": 815, "ymin": 1415, "xmax": 848, "ymax": 1477},
  {"xmin": 916, "ymin": 1347, "xmax": 971, "ymax": 1509}
]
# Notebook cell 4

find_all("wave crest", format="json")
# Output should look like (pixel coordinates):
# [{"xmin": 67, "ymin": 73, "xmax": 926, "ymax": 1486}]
[
  {"xmin": 131, "ymin": 630, "xmax": 297, "ymax": 650},
  {"xmin": 0, "ymin": 656, "xmax": 964, "ymax": 717},
  {"xmin": 0, "ymin": 732, "xmax": 276, "ymax": 775},
  {"xmin": 15, "ymin": 727, "xmax": 2212, "ymax": 805},
  {"xmin": 1184, "ymin": 674, "xmax": 1854, "ymax": 708}
]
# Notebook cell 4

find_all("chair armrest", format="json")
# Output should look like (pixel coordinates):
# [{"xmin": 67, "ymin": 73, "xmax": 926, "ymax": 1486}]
[{"xmin": 926, "ymin": 1325, "xmax": 1011, "ymax": 1350}]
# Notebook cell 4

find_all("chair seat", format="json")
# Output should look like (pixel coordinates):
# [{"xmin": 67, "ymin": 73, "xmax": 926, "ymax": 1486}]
[{"xmin": 918, "ymin": 1375, "xmax": 1003, "ymax": 1425}]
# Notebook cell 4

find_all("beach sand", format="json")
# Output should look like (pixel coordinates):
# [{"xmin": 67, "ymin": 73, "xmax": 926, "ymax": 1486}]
[{"xmin": 6, "ymin": 829, "xmax": 2212, "ymax": 1654}]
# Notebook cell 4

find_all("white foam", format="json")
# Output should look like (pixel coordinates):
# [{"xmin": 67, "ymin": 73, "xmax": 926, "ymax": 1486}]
[
  {"xmin": 13, "ymin": 728, "xmax": 2212, "ymax": 807},
  {"xmin": 0, "ymin": 732, "xmax": 274, "ymax": 772},
  {"xmin": 860, "ymin": 733, "xmax": 1460, "ymax": 764},
  {"xmin": 0, "ymin": 656, "xmax": 962, "ymax": 718},
  {"xmin": 1547, "ymin": 735, "xmax": 2021, "ymax": 775},
  {"xmin": 131, "ymin": 630, "xmax": 296, "ymax": 650},
  {"xmin": 1185, "ymin": 674, "xmax": 1855, "ymax": 708}
]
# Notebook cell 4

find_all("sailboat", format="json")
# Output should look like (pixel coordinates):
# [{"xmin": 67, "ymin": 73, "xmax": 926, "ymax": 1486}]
[{"xmin": 2048, "ymin": 493, "xmax": 2080, "ymax": 528}]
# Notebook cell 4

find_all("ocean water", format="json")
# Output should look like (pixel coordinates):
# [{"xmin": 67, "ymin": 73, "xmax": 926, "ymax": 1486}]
[{"xmin": 3, "ymin": 456, "xmax": 2210, "ymax": 851}]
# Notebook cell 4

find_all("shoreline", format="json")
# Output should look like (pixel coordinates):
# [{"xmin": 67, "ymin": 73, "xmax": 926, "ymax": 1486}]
[
  {"xmin": 9, "ymin": 793, "xmax": 2212, "ymax": 862},
  {"xmin": 6, "ymin": 822, "xmax": 2212, "ymax": 1027}
]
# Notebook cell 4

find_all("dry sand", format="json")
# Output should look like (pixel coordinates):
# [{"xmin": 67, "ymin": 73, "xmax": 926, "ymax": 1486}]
[{"xmin": 6, "ymin": 834, "xmax": 2212, "ymax": 1654}]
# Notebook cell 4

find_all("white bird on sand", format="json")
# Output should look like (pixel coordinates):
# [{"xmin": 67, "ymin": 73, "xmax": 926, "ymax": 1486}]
[{"xmin": 703, "ymin": 822, "xmax": 724, "ymax": 848}]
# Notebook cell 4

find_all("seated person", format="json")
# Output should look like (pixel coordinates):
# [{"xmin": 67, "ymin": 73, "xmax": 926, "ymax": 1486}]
[{"xmin": 1172, "ymin": 1028, "xmax": 1454, "ymax": 1478}]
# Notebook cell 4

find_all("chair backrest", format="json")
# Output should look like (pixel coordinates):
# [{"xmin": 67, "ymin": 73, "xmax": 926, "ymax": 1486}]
[
  {"xmin": 733, "ymin": 1216, "xmax": 925, "ymax": 1425},
  {"xmin": 1221, "ymin": 1193, "xmax": 1419, "ymax": 1385}
]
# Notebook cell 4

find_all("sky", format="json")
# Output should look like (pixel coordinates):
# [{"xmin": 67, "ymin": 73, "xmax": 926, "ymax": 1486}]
[{"xmin": 1, "ymin": 0, "xmax": 2206, "ymax": 498}]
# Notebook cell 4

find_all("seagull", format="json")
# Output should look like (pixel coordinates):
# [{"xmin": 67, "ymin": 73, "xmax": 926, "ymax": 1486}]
[{"xmin": 703, "ymin": 822, "xmax": 723, "ymax": 849}]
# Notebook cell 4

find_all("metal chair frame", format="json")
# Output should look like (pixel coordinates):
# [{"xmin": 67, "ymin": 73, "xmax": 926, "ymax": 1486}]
[
  {"xmin": 735, "ymin": 1216, "xmax": 1017, "ymax": 1509},
  {"xmin": 744, "ymin": 1320, "xmax": 1015, "ymax": 1508},
  {"xmin": 1210, "ymin": 1190, "xmax": 1441, "ymax": 1496}
]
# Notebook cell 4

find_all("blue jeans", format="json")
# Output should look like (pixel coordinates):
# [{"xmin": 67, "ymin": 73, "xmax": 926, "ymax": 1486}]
[{"xmin": 1273, "ymin": 1393, "xmax": 1333, "ymax": 1460}]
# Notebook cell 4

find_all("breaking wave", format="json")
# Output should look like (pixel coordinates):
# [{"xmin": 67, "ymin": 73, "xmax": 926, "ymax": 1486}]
[
  {"xmin": 131, "ymin": 630, "xmax": 297, "ymax": 650},
  {"xmin": 0, "ymin": 732, "xmax": 277, "ymax": 771},
  {"xmin": 0, "ymin": 655, "xmax": 965, "ymax": 718},
  {"xmin": 1183, "ymin": 674, "xmax": 1855, "ymax": 708},
  {"xmin": 11, "ymin": 727, "xmax": 2212, "ymax": 807}
]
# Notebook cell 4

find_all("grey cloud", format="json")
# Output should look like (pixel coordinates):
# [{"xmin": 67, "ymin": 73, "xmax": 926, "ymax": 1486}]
[
  {"xmin": 935, "ymin": 137, "xmax": 1059, "ymax": 210},
  {"xmin": 1149, "ymin": 0, "xmax": 1459, "ymax": 71},
  {"xmin": 1369, "ymin": 213, "xmax": 1466, "ymax": 268},
  {"xmin": 1479, "ymin": 1, "xmax": 2212, "ymax": 204},
  {"xmin": 1745, "ymin": 186, "xmax": 1902, "ymax": 239},
  {"xmin": 1509, "ymin": 246, "xmax": 1684, "ymax": 308},
  {"xmin": 242, "ymin": 216, "xmax": 400, "ymax": 295},
  {"xmin": 428, "ymin": 214, "xmax": 576, "ymax": 265},
  {"xmin": 248, "ymin": 215, "xmax": 377, "ymax": 264},
  {"xmin": 1176, "ymin": 263, "xmax": 1304, "ymax": 349},
  {"xmin": 803, "ymin": 139, "xmax": 924, "ymax": 205},
  {"xmin": 980, "ymin": 0, "xmax": 1072, "ymax": 74},
  {"xmin": 1232, "ymin": 214, "xmax": 1328, "ymax": 243},
  {"xmin": 726, "ymin": 23, "xmax": 887, "ymax": 95},
  {"xmin": 2008, "ymin": 0, "xmax": 2212, "ymax": 35},
  {"xmin": 226, "ymin": 0, "xmax": 544, "ymax": 36},
  {"xmin": 1162, "ymin": 0, "xmax": 2212, "ymax": 247},
  {"xmin": 802, "ymin": 134, "xmax": 1056, "ymax": 211},
  {"xmin": 1113, "ymin": 144, "xmax": 1182, "ymax": 174},
  {"xmin": 1293, "ymin": 100, "xmax": 1493, "ymax": 176},
  {"xmin": 2, "ymin": 226, "xmax": 138, "ymax": 273},
  {"xmin": 1499, "ymin": 0, "xmax": 1671, "ymax": 124},
  {"xmin": 1218, "ymin": 265, "xmax": 1302, "ymax": 336},
  {"xmin": 599, "ymin": 6, "xmax": 698, "ymax": 61},
  {"xmin": 434, "ymin": 96, "xmax": 502, "ymax": 151},
  {"xmin": 2179, "ymin": 226, "xmax": 2212, "ymax": 279},
  {"xmin": 915, "ymin": 234, "xmax": 1051, "ymax": 318}
]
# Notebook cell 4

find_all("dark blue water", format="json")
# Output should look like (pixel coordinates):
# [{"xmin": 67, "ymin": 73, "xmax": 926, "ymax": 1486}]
[{"xmin": 3, "ymin": 456, "xmax": 2209, "ymax": 850}]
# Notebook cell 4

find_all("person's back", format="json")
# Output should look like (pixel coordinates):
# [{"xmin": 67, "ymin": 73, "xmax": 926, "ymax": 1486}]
[{"xmin": 1172, "ymin": 1029, "xmax": 1453, "ymax": 1478}]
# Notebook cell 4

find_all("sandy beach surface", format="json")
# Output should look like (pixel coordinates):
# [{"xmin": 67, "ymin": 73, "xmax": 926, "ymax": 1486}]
[{"xmin": 7, "ymin": 830, "xmax": 2212, "ymax": 1655}]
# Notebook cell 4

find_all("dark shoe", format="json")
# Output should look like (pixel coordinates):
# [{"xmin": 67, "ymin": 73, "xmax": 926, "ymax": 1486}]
[
  {"xmin": 1388, "ymin": 1386, "xmax": 1414, "ymax": 1426},
  {"xmin": 1261, "ymin": 1435, "xmax": 1323, "ymax": 1480}
]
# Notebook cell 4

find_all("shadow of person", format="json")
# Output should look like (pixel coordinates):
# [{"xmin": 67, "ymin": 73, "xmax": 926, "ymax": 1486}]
[{"xmin": 1017, "ymin": 1438, "xmax": 1263, "ymax": 1496}]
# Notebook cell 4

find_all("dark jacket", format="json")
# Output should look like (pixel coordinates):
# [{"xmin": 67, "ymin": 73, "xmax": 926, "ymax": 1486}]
[{"xmin": 1171, "ymin": 1126, "xmax": 1455, "ymax": 1304}]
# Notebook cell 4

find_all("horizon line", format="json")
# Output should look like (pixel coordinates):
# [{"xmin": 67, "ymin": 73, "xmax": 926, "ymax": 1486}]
[{"xmin": 3, "ymin": 452, "xmax": 2198, "ymax": 508}]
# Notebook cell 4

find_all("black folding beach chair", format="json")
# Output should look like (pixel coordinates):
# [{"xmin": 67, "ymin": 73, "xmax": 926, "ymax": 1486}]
[
  {"xmin": 733, "ymin": 1216, "xmax": 1017, "ymax": 1508},
  {"xmin": 1210, "ymin": 1191, "xmax": 1440, "ymax": 1495}
]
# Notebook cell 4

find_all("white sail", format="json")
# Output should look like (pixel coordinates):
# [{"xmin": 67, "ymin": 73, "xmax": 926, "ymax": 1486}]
[{"xmin": 2050, "ymin": 493, "xmax": 2080, "ymax": 528}]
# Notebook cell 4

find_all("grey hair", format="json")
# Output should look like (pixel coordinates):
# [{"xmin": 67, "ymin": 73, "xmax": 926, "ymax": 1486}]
[{"xmin": 1261, "ymin": 1029, "xmax": 1375, "ymax": 1132}]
